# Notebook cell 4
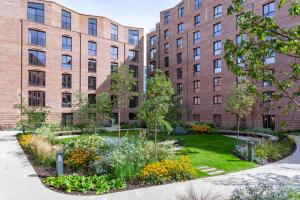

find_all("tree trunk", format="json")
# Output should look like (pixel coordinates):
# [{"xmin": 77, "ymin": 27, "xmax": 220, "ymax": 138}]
[
  {"xmin": 118, "ymin": 110, "xmax": 121, "ymax": 139},
  {"xmin": 237, "ymin": 117, "xmax": 240, "ymax": 140},
  {"xmin": 154, "ymin": 119, "xmax": 158, "ymax": 162}
]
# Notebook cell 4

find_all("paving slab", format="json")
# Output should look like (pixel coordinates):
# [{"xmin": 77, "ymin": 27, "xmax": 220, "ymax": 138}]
[{"xmin": 0, "ymin": 131, "xmax": 299, "ymax": 200}]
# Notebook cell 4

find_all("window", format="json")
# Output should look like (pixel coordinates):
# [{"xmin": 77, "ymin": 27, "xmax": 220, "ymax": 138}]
[
  {"xmin": 193, "ymin": 31, "xmax": 200, "ymax": 44},
  {"xmin": 111, "ymin": 46, "xmax": 118, "ymax": 60},
  {"xmin": 62, "ymin": 36, "xmax": 72, "ymax": 51},
  {"xmin": 194, "ymin": 80, "xmax": 200, "ymax": 93},
  {"xmin": 194, "ymin": 97, "xmax": 200, "ymax": 105},
  {"xmin": 213, "ymin": 114, "xmax": 222, "ymax": 127},
  {"xmin": 214, "ymin": 77, "xmax": 222, "ymax": 90},
  {"xmin": 195, "ymin": 0, "xmax": 201, "ymax": 10},
  {"xmin": 28, "ymin": 91, "xmax": 45, "ymax": 107},
  {"xmin": 150, "ymin": 61, "xmax": 156, "ymax": 72},
  {"xmin": 61, "ymin": 10, "xmax": 71, "ymax": 30},
  {"xmin": 236, "ymin": 14, "xmax": 243, "ymax": 29},
  {"xmin": 129, "ymin": 50, "xmax": 138, "ymax": 62},
  {"xmin": 194, "ymin": 64, "xmax": 201, "ymax": 76},
  {"xmin": 129, "ymin": 30, "xmax": 139, "ymax": 45},
  {"xmin": 263, "ymin": 2, "xmax": 275, "ymax": 18},
  {"xmin": 263, "ymin": 69, "xmax": 274, "ymax": 87},
  {"xmin": 129, "ymin": 65, "xmax": 138, "ymax": 78},
  {"xmin": 213, "ymin": 95, "xmax": 222, "ymax": 104},
  {"xmin": 177, "ymin": 38, "xmax": 183, "ymax": 49},
  {"xmin": 194, "ymin": 15, "xmax": 201, "ymax": 26},
  {"xmin": 214, "ymin": 5, "xmax": 222, "ymax": 18},
  {"xmin": 236, "ymin": 34, "xmax": 243, "ymax": 45},
  {"xmin": 214, "ymin": 41, "xmax": 222, "ymax": 55},
  {"xmin": 214, "ymin": 59, "xmax": 222, "ymax": 73},
  {"xmin": 62, "ymin": 55, "xmax": 72, "ymax": 70},
  {"xmin": 88, "ymin": 76, "xmax": 96, "ymax": 90},
  {"xmin": 28, "ymin": 29, "xmax": 45, "ymax": 46},
  {"xmin": 62, "ymin": 113, "xmax": 73, "ymax": 127},
  {"xmin": 88, "ymin": 94, "xmax": 96, "ymax": 104},
  {"xmin": 111, "ymin": 63, "xmax": 118, "ymax": 74},
  {"xmin": 177, "ymin": 68, "xmax": 183, "ymax": 79},
  {"xmin": 265, "ymin": 51, "xmax": 275, "ymax": 64},
  {"xmin": 213, "ymin": 23, "xmax": 222, "ymax": 37},
  {"xmin": 150, "ymin": 48, "xmax": 157, "ymax": 59},
  {"xmin": 178, "ymin": 23, "xmax": 184, "ymax": 34},
  {"xmin": 165, "ymin": 71, "xmax": 169, "ymax": 77},
  {"xmin": 164, "ymin": 57, "xmax": 169, "ymax": 67},
  {"xmin": 193, "ymin": 114, "xmax": 200, "ymax": 121},
  {"xmin": 111, "ymin": 24, "xmax": 118, "ymax": 41},
  {"xmin": 164, "ymin": 43, "xmax": 170, "ymax": 54},
  {"xmin": 27, "ymin": 2, "xmax": 44, "ymax": 23},
  {"xmin": 164, "ymin": 12, "xmax": 170, "ymax": 24},
  {"xmin": 29, "ymin": 50, "xmax": 46, "ymax": 66},
  {"xmin": 150, "ymin": 35, "xmax": 157, "ymax": 46},
  {"xmin": 194, "ymin": 48, "xmax": 200, "ymax": 61},
  {"xmin": 129, "ymin": 96, "xmax": 139, "ymax": 108},
  {"xmin": 129, "ymin": 113, "xmax": 137, "ymax": 120},
  {"xmin": 263, "ymin": 91, "xmax": 273, "ymax": 103},
  {"xmin": 88, "ymin": 18, "xmax": 97, "ymax": 36},
  {"xmin": 131, "ymin": 81, "xmax": 138, "ymax": 92},
  {"xmin": 237, "ymin": 56, "xmax": 246, "ymax": 68},
  {"xmin": 28, "ymin": 71, "xmax": 45, "ymax": 86},
  {"xmin": 177, "ymin": 53, "xmax": 182, "ymax": 64},
  {"xmin": 263, "ymin": 115, "xmax": 275, "ymax": 130},
  {"xmin": 62, "ymin": 74, "xmax": 72, "ymax": 88},
  {"xmin": 88, "ymin": 41, "xmax": 97, "ymax": 56},
  {"xmin": 164, "ymin": 29, "xmax": 169, "ymax": 40},
  {"xmin": 178, "ymin": 3, "xmax": 184, "ymax": 18},
  {"xmin": 88, "ymin": 59, "xmax": 97, "ymax": 72},
  {"xmin": 62, "ymin": 93, "xmax": 72, "ymax": 107},
  {"xmin": 177, "ymin": 83, "xmax": 183, "ymax": 95},
  {"xmin": 263, "ymin": 80, "xmax": 272, "ymax": 87}
]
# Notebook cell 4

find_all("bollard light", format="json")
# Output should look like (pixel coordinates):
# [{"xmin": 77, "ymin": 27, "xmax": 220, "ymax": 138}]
[
  {"xmin": 56, "ymin": 149, "xmax": 64, "ymax": 176},
  {"xmin": 248, "ymin": 142, "xmax": 254, "ymax": 162}
]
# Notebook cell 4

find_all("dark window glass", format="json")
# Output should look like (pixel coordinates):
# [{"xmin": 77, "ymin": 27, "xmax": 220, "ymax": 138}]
[
  {"xmin": 150, "ymin": 61, "xmax": 156, "ymax": 72},
  {"xmin": 88, "ymin": 94, "xmax": 96, "ymax": 104},
  {"xmin": 263, "ymin": 2, "xmax": 275, "ymax": 18},
  {"xmin": 88, "ymin": 59, "xmax": 97, "ymax": 72},
  {"xmin": 164, "ymin": 29, "xmax": 169, "ymax": 40},
  {"xmin": 88, "ymin": 76, "xmax": 96, "ymax": 90},
  {"xmin": 178, "ymin": 3, "xmax": 184, "ymax": 18},
  {"xmin": 28, "ymin": 91, "xmax": 45, "ymax": 107},
  {"xmin": 29, "ymin": 50, "xmax": 46, "ymax": 66},
  {"xmin": 193, "ymin": 31, "xmax": 200, "ymax": 44},
  {"xmin": 178, "ymin": 23, "xmax": 184, "ymax": 34},
  {"xmin": 177, "ymin": 38, "xmax": 183, "ymax": 49},
  {"xmin": 28, "ymin": 29, "xmax": 45, "ymax": 46},
  {"xmin": 62, "ymin": 92, "xmax": 72, "ymax": 107},
  {"xmin": 177, "ymin": 53, "xmax": 182, "ymax": 64},
  {"xmin": 62, "ymin": 55, "xmax": 72, "ymax": 70},
  {"xmin": 164, "ymin": 57, "xmax": 169, "ymax": 67},
  {"xmin": 194, "ymin": 47, "xmax": 200, "ymax": 60},
  {"xmin": 164, "ymin": 43, "xmax": 169, "ymax": 54},
  {"xmin": 111, "ymin": 24, "xmax": 118, "ymax": 41},
  {"xmin": 27, "ymin": 2, "xmax": 44, "ymax": 23},
  {"xmin": 129, "ymin": 30, "xmax": 139, "ymax": 45},
  {"xmin": 129, "ymin": 65, "xmax": 138, "ymax": 78},
  {"xmin": 194, "ymin": 81, "xmax": 200, "ymax": 93},
  {"xmin": 214, "ymin": 23, "xmax": 222, "ymax": 37},
  {"xmin": 129, "ymin": 113, "xmax": 137, "ymax": 120},
  {"xmin": 88, "ymin": 18, "xmax": 97, "ymax": 36},
  {"xmin": 111, "ymin": 63, "xmax": 118, "ymax": 74},
  {"xmin": 111, "ymin": 46, "xmax": 118, "ymax": 60},
  {"xmin": 129, "ymin": 50, "xmax": 138, "ymax": 62},
  {"xmin": 61, "ymin": 10, "xmax": 71, "ymax": 30},
  {"xmin": 28, "ymin": 71, "xmax": 45, "ymax": 86},
  {"xmin": 177, "ymin": 83, "xmax": 183, "ymax": 95},
  {"xmin": 214, "ymin": 59, "xmax": 222, "ymax": 73},
  {"xmin": 195, "ymin": 0, "xmax": 202, "ymax": 10},
  {"xmin": 88, "ymin": 41, "xmax": 97, "ymax": 56},
  {"xmin": 164, "ymin": 12, "xmax": 170, "ymax": 24},
  {"xmin": 62, "ymin": 36, "xmax": 72, "ymax": 51},
  {"xmin": 150, "ymin": 35, "xmax": 157, "ymax": 46},
  {"xmin": 62, "ymin": 74, "xmax": 72, "ymax": 88},
  {"xmin": 194, "ymin": 15, "xmax": 201, "ymax": 26},
  {"xmin": 129, "ymin": 96, "xmax": 139, "ymax": 108},
  {"xmin": 194, "ymin": 64, "xmax": 201, "ymax": 75},
  {"xmin": 214, "ymin": 41, "xmax": 222, "ymax": 55},
  {"xmin": 150, "ymin": 48, "xmax": 157, "ymax": 59},
  {"xmin": 62, "ymin": 113, "xmax": 73, "ymax": 127},
  {"xmin": 177, "ymin": 68, "xmax": 183, "ymax": 79}
]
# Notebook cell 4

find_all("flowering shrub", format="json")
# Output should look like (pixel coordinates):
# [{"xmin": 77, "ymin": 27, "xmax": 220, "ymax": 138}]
[
  {"xmin": 19, "ymin": 134, "xmax": 33, "ymax": 148},
  {"xmin": 139, "ymin": 157, "xmax": 197, "ymax": 185},
  {"xmin": 191, "ymin": 125, "xmax": 212, "ymax": 134},
  {"xmin": 64, "ymin": 135, "xmax": 103, "ymax": 155}
]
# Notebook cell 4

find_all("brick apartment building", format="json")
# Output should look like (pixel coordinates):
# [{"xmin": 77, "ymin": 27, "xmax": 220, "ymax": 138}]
[
  {"xmin": 147, "ymin": 0, "xmax": 300, "ymax": 130},
  {"xmin": 0, "ymin": 0, "xmax": 144, "ymax": 128}
]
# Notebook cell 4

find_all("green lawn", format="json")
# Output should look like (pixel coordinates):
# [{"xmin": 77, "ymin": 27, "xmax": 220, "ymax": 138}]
[{"xmin": 171, "ymin": 134, "xmax": 257, "ymax": 177}]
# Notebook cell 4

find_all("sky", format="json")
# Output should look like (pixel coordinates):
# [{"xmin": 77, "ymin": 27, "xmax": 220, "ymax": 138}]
[{"xmin": 52, "ymin": 0, "xmax": 180, "ymax": 34}]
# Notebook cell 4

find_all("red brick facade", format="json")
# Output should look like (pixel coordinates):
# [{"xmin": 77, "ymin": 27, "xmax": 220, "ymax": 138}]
[
  {"xmin": 147, "ymin": 0, "xmax": 300, "ymax": 130},
  {"xmin": 0, "ymin": 0, "xmax": 144, "ymax": 128}
]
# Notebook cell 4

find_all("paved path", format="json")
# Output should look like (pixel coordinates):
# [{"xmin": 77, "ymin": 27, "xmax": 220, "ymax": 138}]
[{"xmin": 0, "ymin": 131, "xmax": 299, "ymax": 200}]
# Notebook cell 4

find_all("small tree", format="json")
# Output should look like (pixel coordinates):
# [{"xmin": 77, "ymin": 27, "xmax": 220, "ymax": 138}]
[
  {"xmin": 226, "ymin": 82, "xmax": 255, "ymax": 139},
  {"xmin": 108, "ymin": 66, "xmax": 137, "ymax": 138},
  {"xmin": 14, "ymin": 97, "xmax": 50, "ymax": 131},
  {"xmin": 73, "ymin": 92, "xmax": 112, "ymax": 133},
  {"xmin": 138, "ymin": 70, "xmax": 175, "ymax": 160}
]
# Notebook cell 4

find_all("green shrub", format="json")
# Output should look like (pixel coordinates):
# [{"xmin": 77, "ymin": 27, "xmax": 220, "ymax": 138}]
[
  {"xmin": 255, "ymin": 138, "xmax": 296, "ymax": 162},
  {"xmin": 245, "ymin": 128, "xmax": 273, "ymax": 135},
  {"xmin": 44, "ymin": 174, "xmax": 126, "ymax": 194},
  {"xmin": 35, "ymin": 123, "xmax": 60, "ymax": 143},
  {"xmin": 231, "ymin": 182, "xmax": 299, "ymax": 200},
  {"xmin": 121, "ymin": 122, "xmax": 140, "ymax": 129}
]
